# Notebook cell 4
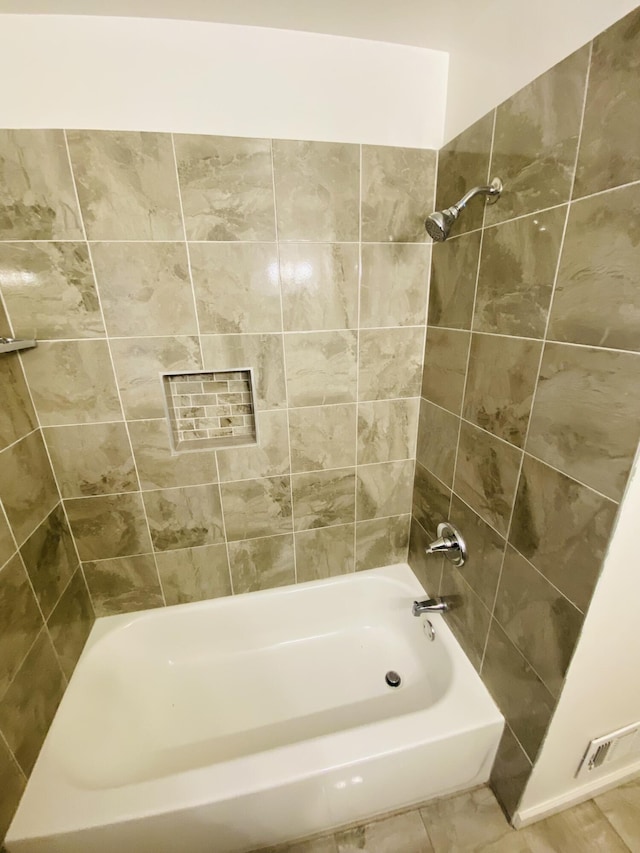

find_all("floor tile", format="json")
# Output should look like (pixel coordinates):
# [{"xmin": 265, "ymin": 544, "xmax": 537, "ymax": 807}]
[{"xmin": 594, "ymin": 774, "xmax": 640, "ymax": 851}]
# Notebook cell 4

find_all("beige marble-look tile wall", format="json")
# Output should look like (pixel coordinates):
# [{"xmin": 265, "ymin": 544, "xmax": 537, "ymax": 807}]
[
  {"xmin": 410, "ymin": 7, "xmax": 640, "ymax": 820},
  {"xmin": 0, "ymin": 298, "xmax": 94, "ymax": 841},
  {"xmin": 0, "ymin": 129, "xmax": 436, "ymax": 629}
]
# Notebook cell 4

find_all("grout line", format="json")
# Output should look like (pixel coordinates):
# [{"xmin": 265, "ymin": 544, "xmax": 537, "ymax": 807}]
[
  {"xmin": 412, "ymin": 147, "xmax": 439, "ymax": 567},
  {"xmin": 64, "ymin": 130, "xmax": 164, "ymax": 611},
  {"xmin": 488, "ymin": 612, "xmax": 559, "ymax": 708},
  {"xmin": 270, "ymin": 138, "xmax": 298, "ymax": 584},
  {"xmin": 24, "ymin": 330, "xmax": 640, "ymax": 359},
  {"xmin": 16, "ymin": 397, "xmax": 422, "ymax": 431},
  {"xmin": 354, "ymin": 143, "xmax": 363, "ymax": 566},
  {"xmin": 24, "ymin": 324, "xmax": 431, "ymax": 343},
  {"xmin": 0, "ymin": 425, "xmax": 40, "ymax": 455},
  {"xmin": 447, "ymin": 107, "xmax": 496, "ymax": 519},
  {"xmin": 480, "ymin": 71, "xmax": 592, "ymax": 674},
  {"xmin": 0, "ymin": 726, "xmax": 28, "ymax": 784},
  {"xmin": 213, "ymin": 454, "xmax": 235, "ymax": 595},
  {"xmin": 56, "ymin": 458, "xmax": 415, "ymax": 502},
  {"xmin": 504, "ymin": 720, "xmax": 534, "ymax": 769}
]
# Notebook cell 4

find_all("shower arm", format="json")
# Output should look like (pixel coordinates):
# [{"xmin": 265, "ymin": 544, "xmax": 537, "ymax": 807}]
[{"xmin": 451, "ymin": 178, "xmax": 503, "ymax": 215}]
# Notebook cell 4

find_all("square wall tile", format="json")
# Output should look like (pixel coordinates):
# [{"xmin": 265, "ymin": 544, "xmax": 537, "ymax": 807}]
[
  {"xmin": 494, "ymin": 545, "xmax": 584, "ymax": 697},
  {"xmin": 0, "ymin": 354, "xmax": 37, "ymax": 452},
  {"xmin": 142, "ymin": 485, "xmax": 224, "ymax": 552},
  {"xmin": 0, "ymin": 431, "xmax": 59, "ymax": 545},
  {"xmin": 221, "ymin": 476, "xmax": 292, "ymax": 541},
  {"xmin": 548, "ymin": 183, "xmax": 640, "ymax": 353},
  {"xmin": 67, "ymin": 130, "xmax": 182, "ymax": 240},
  {"xmin": 0, "ymin": 554, "xmax": 44, "ymax": 697},
  {"xmin": 65, "ymin": 493, "xmax": 153, "ymax": 561},
  {"xmin": 0, "ymin": 631, "xmax": 65, "ymax": 775},
  {"xmin": 357, "ymin": 398, "xmax": 419, "ymax": 465},
  {"xmin": 201, "ymin": 333, "xmax": 286, "ymax": 411},
  {"xmin": 421, "ymin": 327, "xmax": 469, "ymax": 413},
  {"xmin": 273, "ymin": 140, "xmax": 359, "ymax": 242},
  {"xmin": 463, "ymin": 334, "xmax": 542, "ymax": 448},
  {"xmin": 474, "ymin": 206, "xmax": 567, "ymax": 338},
  {"xmin": 190, "ymin": 242, "xmax": 281, "ymax": 334},
  {"xmin": 156, "ymin": 544, "xmax": 231, "ymax": 605},
  {"xmin": 510, "ymin": 455, "xmax": 618, "ymax": 612},
  {"xmin": 0, "ymin": 242, "xmax": 104, "ymax": 340},
  {"xmin": 174, "ymin": 134, "xmax": 275, "ymax": 241},
  {"xmin": 280, "ymin": 243, "xmax": 359, "ymax": 332},
  {"xmin": 360, "ymin": 243, "xmax": 430, "ymax": 328},
  {"xmin": 46, "ymin": 568, "xmax": 94, "ymax": 680},
  {"xmin": 361, "ymin": 145, "xmax": 436, "ymax": 242},
  {"xmin": 285, "ymin": 331, "xmax": 357, "ymax": 407},
  {"xmin": 83, "ymin": 554, "xmax": 162, "ymax": 617},
  {"xmin": 128, "ymin": 419, "xmax": 218, "ymax": 491},
  {"xmin": 412, "ymin": 462, "xmax": 451, "ymax": 538},
  {"xmin": 439, "ymin": 568, "xmax": 492, "ymax": 672},
  {"xmin": 355, "ymin": 515, "xmax": 409, "ymax": 572},
  {"xmin": 110, "ymin": 336, "xmax": 201, "ymax": 420},
  {"xmin": 490, "ymin": 725, "xmax": 532, "ymax": 818},
  {"xmin": 358, "ymin": 327, "xmax": 424, "ymax": 401},
  {"xmin": 486, "ymin": 46, "xmax": 589, "ymax": 225},
  {"xmin": 453, "ymin": 421, "xmax": 521, "ymax": 537},
  {"xmin": 228, "ymin": 534, "xmax": 295, "ymax": 593},
  {"xmin": 289, "ymin": 404, "xmax": 356, "ymax": 473},
  {"xmin": 0, "ymin": 731, "xmax": 26, "ymax": 841},
  {"xmin": 0, "ymin": 129, "xmax": 82, "ymax": 240},
  {"xmin": 293, "ymin": 468, "xmax": 356, "ymax": 531},
  {"xmin": 526, "ymin": 343, "xmax": 640, "ymax": 500},
  {"xmin": 22, "ymin": 340, "xmax": 122, "ymax": 426},
  {"xmin": 218, "ymin": 409, "xmax": 290, "ymax": 481},
  {"xmin": 356, "ymin": 460, "xmax": 414, "ymax": 521},
  {"xmin": 91, "ymin": 242, "xmax": 197, "ymax": 337},
  {"xmin": 296, "ymin": 524, "xmax": 355, "ymax": 582},
  {"xmin": 44, "ymin": 422, "xmax": 138, "ymax": 498},
  {"xmin": 574, "ymin": 8, "xmax": 640, "ymax": 197},
  {"xmin": 436, "ymin": 112, "xmax": 494, "ymax": 235},
  {"xmin": 20, "ymin": 504, "xmax": 77, "ymax": 620},
  {"xmin": 428, "ymin": 231, "xmax": 481, "ymax": 330},
  {"xmin": 482, "ymin": 619, "xmax": 556, "ymax": 762},
  {"xmin": 415, "ymin": 398, "xmax": 458, "ymax": 487}
]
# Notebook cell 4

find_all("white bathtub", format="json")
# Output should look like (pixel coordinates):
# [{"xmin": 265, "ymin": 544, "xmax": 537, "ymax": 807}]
[{"xmin": 7, "ymin": 564, "xmax": 503, "ymax": 853}]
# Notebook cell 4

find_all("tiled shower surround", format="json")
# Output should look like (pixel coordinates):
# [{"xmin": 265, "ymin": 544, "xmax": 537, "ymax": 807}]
[
  {"xmin": 409, "ymin": 7, "xmax": 640, "ymax": 818},
  {"xmin": 0, "ymin": 6, "xmax": 639, "ymax": 842},
  {"xmin": 0, "ymin": 127, "xmax": 435, "ymax": 836}
]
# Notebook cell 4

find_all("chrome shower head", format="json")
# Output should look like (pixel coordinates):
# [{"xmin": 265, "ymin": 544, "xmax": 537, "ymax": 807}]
[
  {"xmin": 425, "ymin": 207, "xmax": 460, "ymax": 242},
  {"xmin": 425, "ymin": 177, "xmax": 503, "ymax": 242}
]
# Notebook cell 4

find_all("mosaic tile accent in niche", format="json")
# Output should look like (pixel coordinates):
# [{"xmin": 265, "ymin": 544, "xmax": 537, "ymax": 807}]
[{"xmin": 163, "ymin": 369, "xmax": 257, "ymax": 451}]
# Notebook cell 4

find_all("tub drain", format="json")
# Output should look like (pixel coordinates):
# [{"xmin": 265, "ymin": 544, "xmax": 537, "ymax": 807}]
[{"xmin": 385, "ymin": 670, "xmax": 401, "ymax": 688}]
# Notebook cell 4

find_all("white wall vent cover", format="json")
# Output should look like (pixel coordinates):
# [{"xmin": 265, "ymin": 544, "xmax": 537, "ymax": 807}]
[{"xmin": 576, "ymin": 722, "xmax": 640, "ymax": 779}]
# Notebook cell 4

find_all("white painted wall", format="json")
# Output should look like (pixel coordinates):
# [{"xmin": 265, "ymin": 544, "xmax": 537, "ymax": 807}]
[
  {"xmin": 443, "ymin": 0, "xmax": 639, "ymax": 142},
  {"xmin": 0, "ymin": 15, "xmax": 448, "ymax": 149},
  {"xmin": 515, "ymin": 446, "xmax": 640, "ymax": 825}
]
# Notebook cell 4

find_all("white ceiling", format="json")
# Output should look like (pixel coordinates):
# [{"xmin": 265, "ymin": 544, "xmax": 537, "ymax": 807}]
[{"xmin": 0, "ymin": 0, "xmax": 487, "ymax": 50}]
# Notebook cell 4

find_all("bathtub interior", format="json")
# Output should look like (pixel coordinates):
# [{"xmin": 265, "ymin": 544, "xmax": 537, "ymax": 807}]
[
  {"xmin": 53, "ymin": 570, "xmax": 453, "ymax": 789},
  {"xmin": 6, "ymin": 564, "xmax": 504, "ymax": 853}
]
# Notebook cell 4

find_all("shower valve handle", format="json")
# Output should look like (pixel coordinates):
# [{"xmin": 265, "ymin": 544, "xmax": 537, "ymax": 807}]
[{"xmin": 425, "ymin": 522, "xmax": 467, "ymax": 568}]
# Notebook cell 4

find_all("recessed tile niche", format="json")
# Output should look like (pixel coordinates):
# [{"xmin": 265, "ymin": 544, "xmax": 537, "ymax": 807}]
[{"xmin": 163, "ymin": 369, "xmax": 257, "ymax": 452}]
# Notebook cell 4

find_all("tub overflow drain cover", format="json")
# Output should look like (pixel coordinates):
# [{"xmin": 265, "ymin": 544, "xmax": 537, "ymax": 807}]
[{"xmin": 385, "ymin": 670, "xmax": 401, "ymax": 688}]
